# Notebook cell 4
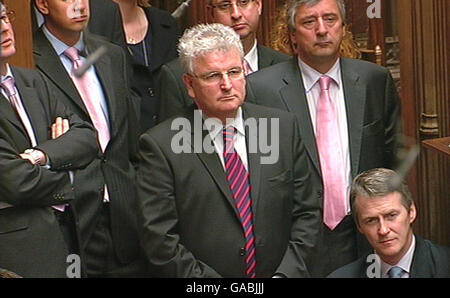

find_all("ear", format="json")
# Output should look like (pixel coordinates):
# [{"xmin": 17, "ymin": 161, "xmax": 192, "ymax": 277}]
[
  {"xmin": 256, "ymin": 0, "xmax": 262, "ymax": 15},
  {"xmin": 182, "ymin": 74, "xmax": 196, "ymax": 100},
  {"xmin": 35, "ymin": 0, "xmax": 49, "ymax": 15},
  {"xmin": 408, "ymin": 204, "xmax": 417, "ymax": 224}
]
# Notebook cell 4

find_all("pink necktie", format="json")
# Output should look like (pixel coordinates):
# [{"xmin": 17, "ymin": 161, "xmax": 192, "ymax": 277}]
[
  {"xmin": 315, "ymin": 76, "xmax": 347, "ymax": 230},
  {"xmin": 64, "ymin": 47, "xmax": 110, "ymax": 202},
  {"xmin": 243, "ymin": 59, "xmax": 253, "ymax": 76},
  {"xmin": 1, "ymin": 77, "xmax": 37, "ymax": 147},
  {"xmin": 64, "ymin": 47, "xmax": 110, "ymax": 152}
]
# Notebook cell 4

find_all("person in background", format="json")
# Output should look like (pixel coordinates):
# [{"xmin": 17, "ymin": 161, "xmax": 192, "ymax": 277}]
[
  {"xmin": 33, "ymin": 0, "xmax": 145, "ymax": 277},
  {"xmin": 157, "ymin": 0, "xmax": 290, "ymax": 122},
  {"xmin": 0, "ymin": 0, "xmax": 97, "ymax": 277},
  {"xmin": 113, "ymin": 0, "xmax": 179, "ymax": 133},
  {"xmin": 246, "ymin": 0, "xmax": 402, "ymax": 277},
  {"xmin": 328, "ymin": 168, "xmax": 450, "ymax": 278}
]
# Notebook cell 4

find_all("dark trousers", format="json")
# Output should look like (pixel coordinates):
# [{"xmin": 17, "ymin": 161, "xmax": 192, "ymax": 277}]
[
  {"xmin": 54, "ymin": 206, "xmax": 79, "ymax": 256},
  {"xmin": 83, "ymin": 203, "xmax": 147, "ymax": 278}
]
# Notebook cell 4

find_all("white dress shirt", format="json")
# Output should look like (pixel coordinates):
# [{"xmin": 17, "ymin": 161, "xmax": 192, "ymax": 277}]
[
  {"xmin": 244, "ymin": 39, "xmax": 258, "ymax": 73},
  {"xmin": 298, "ymin": 57, "xmax": 351, "ymax": 213},
  {"xmin": 203, "ymin": 107, "xmax": 248, "ymax": 171},
  {"xmin": 380, "ymin": 235, "xmax": 416, "ymax": 278}
]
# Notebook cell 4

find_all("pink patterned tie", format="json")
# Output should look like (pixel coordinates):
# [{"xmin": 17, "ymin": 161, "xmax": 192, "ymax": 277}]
[
  {"xmin": 315, "ymin": 76, "xmax": 347, "ymax": 230},
  {"xmin": 1, "ymin": 76, "xmax": 37, "ymax": 147},
  {"xmin": 64, "ymin": 47, "xmax": 110, "ymax": 152},
  {"xmin": 243, "ymin": 59, "xmax": 253, "ymax": 76},
  {"xmin": 64, "ymin": 47, "xmax": 110, "ymax": 202}
]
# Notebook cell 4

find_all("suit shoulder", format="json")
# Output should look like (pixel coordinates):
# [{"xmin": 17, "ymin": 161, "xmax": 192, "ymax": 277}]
[
  {"xmin": 327, "ymin": 257, "xmax": 366, "ymax": 278},
  {"xmin": 248, "ymin": 60, "xmax": 292, "ymax": 80},
  {"xmin": 11, "ymin": 66, "xmax": 46, "ymax": 86},
  {"xmin": 243, "ymin": 102, "xmax": 296, "ymax": 121},
  {"xmin": 258, "ymin": 45, "xmax": 291, "ymax": 62},
  {"xmin": 163, "ymin": 58, "xmax": 183, "ymax": 73},
  {"xmin": 341, "ymin": 57, "xmax": 390, "ymax": 75},
  {"xmin": 145, "ymin": 6, "xmax": 178, "ymax": 26}
]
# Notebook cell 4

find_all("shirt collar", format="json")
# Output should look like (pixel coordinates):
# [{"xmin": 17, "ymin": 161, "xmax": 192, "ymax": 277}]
[
  {"xmin": 1, "ymin": 64, "xmax": 14, "ymax": 82},
  {"xmin": 42, "ymin": 25, "xmax": 85, "ymax": 56},
  {"xmin": 380, "ymin": 235, "xmax": 416, "ymax": 277},
  {"xmin": 297, "ymin": 57, "xmax": 341, "ymax": 91},
  {"xmin": 244, "ymin": 39, "xmax": 258, "ymax": 72},
  {"xmin": 203, "ymin": 107, "xmax": 245, "ymax": 140}
]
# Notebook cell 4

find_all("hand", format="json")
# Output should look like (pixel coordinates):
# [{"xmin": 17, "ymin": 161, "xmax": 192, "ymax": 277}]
[{"xmin": 51, "ymin": 117, "xmax": 69, "ymax": 139}]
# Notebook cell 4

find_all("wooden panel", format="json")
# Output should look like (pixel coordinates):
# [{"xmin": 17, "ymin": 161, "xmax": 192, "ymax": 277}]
[
  {"xmin": 398, "ymin": 0, "xmax": 450, "ymax": 246},
  {"xmin": 4, "ymin": 0, "xmax": 33, "ymax": 69}
]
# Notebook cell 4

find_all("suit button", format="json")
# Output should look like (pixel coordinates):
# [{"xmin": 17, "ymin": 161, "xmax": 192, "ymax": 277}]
[
  {"xmin": 148, "ymin": 88, "xmax": 154, "ymax": 97},
  {"xmin": 317, "ymin": 190, "xmax": 323, "ymax": 197},
  {"xmin": 239, "ymin": 248, "xmax": 246, "ymax": 256},
  {"xmin": 152, "ymin": 115, "xmax": 158, "ymax": 121}
]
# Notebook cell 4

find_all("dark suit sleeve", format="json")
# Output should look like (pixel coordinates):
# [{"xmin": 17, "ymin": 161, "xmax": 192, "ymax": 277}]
[
  {"xmin": 32, "ymin": 73, "xmax": 98, "ymax": 170},
  {"xmin": 276, "ymin": 119, "xmax": 321, "ymax": 277},
  {"xmin": 157, "ymin": 62, "xmax": 192, "ymax": 122},
  {"xmin": 383, "ymin": 71, "xmax": 402, "ymax": 169},
  {"xmin": 0, "ymin": 138, "xmax": 73, "ymax": 208},
  {"xmin": 136, "ymin": 133, "xmax": 222, "ymax": 277}
]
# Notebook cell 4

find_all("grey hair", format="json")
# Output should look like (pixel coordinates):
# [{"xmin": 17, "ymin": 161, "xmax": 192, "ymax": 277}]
[
  {"xmin": 178, "ymin": 23, "xmax": 244, "ymax": 74},
  {"xmin": 350, "ymin": 168, "xmax": 414, "ymax": 226},
  {"xmin": 286, "ymin": 0, "xmax": 346, "ymax": 32}
]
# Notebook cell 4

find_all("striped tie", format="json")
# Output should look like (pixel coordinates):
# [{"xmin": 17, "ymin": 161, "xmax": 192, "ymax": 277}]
[{"xmin": 223, "ymin": 126, "xmax": 256, "ymax": 278}]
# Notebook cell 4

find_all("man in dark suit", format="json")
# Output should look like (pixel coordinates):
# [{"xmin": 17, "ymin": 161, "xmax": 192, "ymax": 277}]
[
  {"xmin": 33, "ymin": 0, "xmax": 145, "ymax": 277},
  {"xmin": 157, "ymin": 0, "xmax": 290, "ymax": 121},
  {"xmin": 328, "ymin": 168, "xmax": 450, "ymax": 278},
  {"xmin": 31, "ymin": 0, "xmax": 126, "ymax": 47},
  {"xmin": 0, "ymin": 1, "xmax": 97, "ymax": 277},
  {"xmin": 137, "ymin": 23, "xmax": 320, "ymax": 277},
  {"xmin": 246, "ymin": 0, "xmax": 402, "ymax": 277}
]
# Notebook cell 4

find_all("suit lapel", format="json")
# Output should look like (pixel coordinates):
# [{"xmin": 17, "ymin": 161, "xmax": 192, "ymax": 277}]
[
  {"xmin": 12, "ymin": 72, "xmax": 48, "ymax": 144},
  {"xmin": 256, "ymin": 45, "xmax": 273, "ymax": 69},
  {"xmin": 340, "ymin": 58, "xmax": 365, "ymax": 178},
  {"xmin": 241, "ymin": 104, "xmax": 261, "ymax": 217},
  {"xmin": 279, "ymin": 59, "xmax": 320, "ymax": 172},
  {"xmin": 33, "ymin": 29, "xmax": 89, "ymax": 116},
  {"xmin": 147, "ymin": 8, "xmax": 168, "ymax": 72},
  {"xmin": 85, "ymin": 34, "xmax": 116, "ymax": 137},
  {"xmin": 186, "ymin": 109, "xmax": 240, "ymax": 218},
  {"xmin": 410, "ymin": 236, "xmax": 435, "ymax": 278}
]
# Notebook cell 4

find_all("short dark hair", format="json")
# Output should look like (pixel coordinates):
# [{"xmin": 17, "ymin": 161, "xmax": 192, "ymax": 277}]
[{"xmin": 351, "ymin": 168, "xmax": 414, "ymax": 226}]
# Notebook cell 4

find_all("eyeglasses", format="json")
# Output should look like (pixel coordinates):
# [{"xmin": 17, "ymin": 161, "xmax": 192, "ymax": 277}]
[
  {"xmin": 210, "ymin": 0, "xmax": 255, "ymax": 14},
  {"xmin": 300, "ymin": 15, "xmax": 340, "ymax": 30},
  {"xmin": 190, "ymin": 67, "xmax": 244, "ymax": 85},
  {"xmin": 0, "ymin": 11, "xmax": 15, "ymax": 24}
]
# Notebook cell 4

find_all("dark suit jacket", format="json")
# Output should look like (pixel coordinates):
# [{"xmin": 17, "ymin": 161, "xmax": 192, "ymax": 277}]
[
  {"xmin": 137, "ymin": 102, "xmax": 320, "ymax": 277},
  {"xmin": 246, "ymin": 57, "xmax": 402, "ymax": 276},
  {"xmin": 87, "ymin": 0, "xmax": 126, "ymax": 47},
  {"xmin": 328, "ymin": 236, "xmax": 450, "ymax": 278},
  {"xmin": 0, "ymin": 67, "xmax": 97, "ymax": 277},
  {"xmin": 129, "ymin": 6, "xmax": 179, "ymax": 133},
  {"xmin": 33, "ymin": 29, "xmax": 141, "ymax": 266},
  {"xmin": 31, "ymin": 0, "xmax": 125, "ymax": 47},
  {"xmin": 157, "ymin": 45, "xmax": 290, "ymax": 122}
]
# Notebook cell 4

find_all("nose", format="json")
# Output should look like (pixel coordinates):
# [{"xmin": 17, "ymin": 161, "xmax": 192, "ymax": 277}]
[
  {"xmin": 230, "ymin": 3, "xmax": 243, "ymax": 19},
  {"xmin": 316, "ymin": 17, "xmax": 328, "ymax": 35},
  {"xmin": 220, "ymin": 73, "xmax": 233, "ymax": 90},
  {"xmin": 378, "ymin": 219, "xmax": 390, "ymax": 236}
]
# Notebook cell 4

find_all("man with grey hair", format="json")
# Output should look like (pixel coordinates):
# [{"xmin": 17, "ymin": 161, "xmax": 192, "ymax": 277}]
[
  {"xmin": 328, "ymin": 168, "xmax": 450, "ymax": 278},
  {"xmin": 246, "ymin": 0, "xmax": 402, "ymax": 276},
  {"xmin": 136, "ymin": 23, "xmax": 320, "ymax": 277},
  {"xmin": 157, "ymin": 0, "xmax": 290, "ymax": 122}
]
